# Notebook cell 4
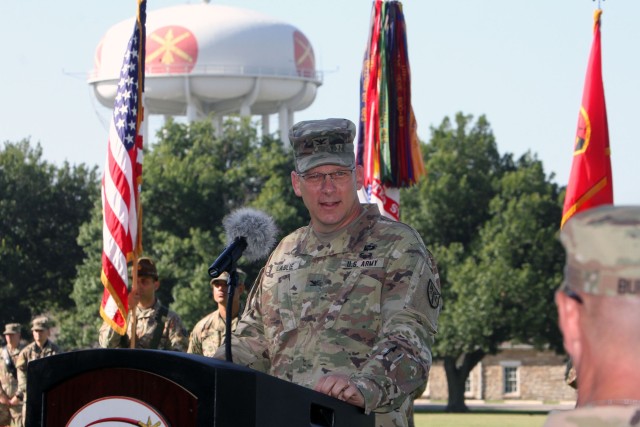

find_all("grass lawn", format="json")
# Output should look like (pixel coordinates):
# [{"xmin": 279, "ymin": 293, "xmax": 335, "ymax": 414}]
[{"xmin": 414, "ymin": 412, "xmax": 547, "ymax": 427}]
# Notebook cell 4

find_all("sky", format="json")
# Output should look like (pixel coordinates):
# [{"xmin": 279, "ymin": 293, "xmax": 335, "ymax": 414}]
[{"xmin": 2, "ymin": 0, "xmax": 639, "ymax": 205}]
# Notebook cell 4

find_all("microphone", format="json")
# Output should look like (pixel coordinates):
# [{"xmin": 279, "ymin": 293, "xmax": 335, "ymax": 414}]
[{"xmin": 208, "ymin": 207, "xmax": 278, "ymax": 278}]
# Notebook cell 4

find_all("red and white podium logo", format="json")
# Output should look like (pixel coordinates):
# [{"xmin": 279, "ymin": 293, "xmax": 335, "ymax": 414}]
[{"xmin": 66, "ymin": 397, "xmax": 168, "ymax": 427}]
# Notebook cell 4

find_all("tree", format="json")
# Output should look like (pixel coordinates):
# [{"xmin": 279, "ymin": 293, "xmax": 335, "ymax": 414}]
[
  {"xmin": 62, "ymin": 117, "xmax": 308, "ymax": 349},
  {"xmin": 401, "ymin": 113, "xmax": 564, "ymax": 411},
  {"xmin": 0, "ymin": 139, "xmax": 98, "ymax": 328}
]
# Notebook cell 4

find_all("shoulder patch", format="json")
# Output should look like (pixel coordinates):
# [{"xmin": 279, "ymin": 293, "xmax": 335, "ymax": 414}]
[{"xmin": 427, "ymin": 279, "xmax": 441, "ymax": 309}]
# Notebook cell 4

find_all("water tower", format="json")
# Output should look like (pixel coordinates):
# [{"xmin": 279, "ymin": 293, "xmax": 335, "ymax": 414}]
[{"xmin": 88, "ymin": 3, "xmax": 322, "ymax": 142}]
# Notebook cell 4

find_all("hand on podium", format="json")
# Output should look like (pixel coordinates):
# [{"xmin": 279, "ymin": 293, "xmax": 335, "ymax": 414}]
[{"xmin": 314, "ymin": 373, "xmax": 365, "ymax": 408}]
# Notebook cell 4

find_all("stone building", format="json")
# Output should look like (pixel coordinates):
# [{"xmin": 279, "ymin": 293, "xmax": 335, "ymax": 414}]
[{"xmin": 424, "ymin": 343, "xmax": 577, "ymax": 402}]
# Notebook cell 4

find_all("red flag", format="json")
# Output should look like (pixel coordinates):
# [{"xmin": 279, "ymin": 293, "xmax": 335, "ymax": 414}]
[
  {"xmin": 561, "ymin": 9, "xmax": 613, "ymax": 228},
  {"xmin": 100, "ymin": 0, "xmax": 146, "ymax": 335}
]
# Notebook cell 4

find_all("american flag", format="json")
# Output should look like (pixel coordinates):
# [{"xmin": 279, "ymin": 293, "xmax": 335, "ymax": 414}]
[{"xmin": 100, "ymin": 0, "xmax": 146, "ymax": 335}]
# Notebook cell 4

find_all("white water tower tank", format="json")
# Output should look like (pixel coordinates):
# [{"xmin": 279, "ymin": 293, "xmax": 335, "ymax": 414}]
[{"xmin": 88, "ymin": 3, "xmax": 322, "ymax": 140}]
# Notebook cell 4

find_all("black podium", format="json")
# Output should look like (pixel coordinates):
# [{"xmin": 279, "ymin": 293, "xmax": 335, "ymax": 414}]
[{"xmin": 26, "ymin": 349, "xmax": 374, "ymax": 427}]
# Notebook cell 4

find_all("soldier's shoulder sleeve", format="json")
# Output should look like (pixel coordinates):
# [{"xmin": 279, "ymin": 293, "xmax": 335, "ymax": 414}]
[
  {"xmin": 166, "ymin": 310, "xmax": 188, "ymax": 352},
  {"xmin": 98, "ymin": 319, "xmax": 126, "ymax": 348},
  {"xmin": 349, "ymin": 220, "xmax": 441, "ymax": 413},
  {"xmin": 15, "ymin": 346, "xmax": 30, "ymax": 371},
  {"xmin": 51, "ymin": 342, "xmax": 62, "ymax": 354}
]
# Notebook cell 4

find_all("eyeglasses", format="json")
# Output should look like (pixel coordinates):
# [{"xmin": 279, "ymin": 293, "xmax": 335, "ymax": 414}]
[
  {"xmin": 562, "ymin": 287, "xmax": 583, "ymax": 304},
  {"xmin": 297, "ymin": 169, "xmax": 354, "ymax": 185}
]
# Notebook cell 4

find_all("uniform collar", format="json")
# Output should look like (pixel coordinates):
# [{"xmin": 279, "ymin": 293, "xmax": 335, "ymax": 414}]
[{"xmin": 296, "ymin": 204, "xmax": 380, "ymax": 256}]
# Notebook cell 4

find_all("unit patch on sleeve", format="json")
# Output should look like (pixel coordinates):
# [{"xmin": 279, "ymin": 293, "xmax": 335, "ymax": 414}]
[{"xmin": 427, "ymin": 279, "xmax": 441, "ymax": 309}]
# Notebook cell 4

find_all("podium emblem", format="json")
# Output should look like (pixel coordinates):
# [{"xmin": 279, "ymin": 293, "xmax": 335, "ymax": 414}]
[{"xmin": 66, "ymin": 397, "xmax": 168, "ymax": 427}]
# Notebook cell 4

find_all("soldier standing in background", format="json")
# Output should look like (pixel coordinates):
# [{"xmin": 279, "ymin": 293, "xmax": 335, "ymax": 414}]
[
  {"xmin": 544, "ymin": 206, "xmax": 640, "ymax": 426},
  {"xmin": 98, "ymin": 257, "xmax": 188, "ymax": 351},
  {"xmin": 215, "ymin": 118, "xmax": 442, "ymax": 427},
  {"xmin": 15, "ymin": 317, "xmax": 61, "ymax": 425},
  {"xmin": 188, "ymin": 269, "xmax": 247, "ymax": 357},
  {"xmin": 0, "ymin": 324, "xmax": 25, "ymax": 427}
]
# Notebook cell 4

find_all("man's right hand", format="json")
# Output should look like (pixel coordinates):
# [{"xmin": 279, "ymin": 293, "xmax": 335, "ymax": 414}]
[{"xmin": 128, "ymin": 289, "xmax": 140, "ymax": 310}]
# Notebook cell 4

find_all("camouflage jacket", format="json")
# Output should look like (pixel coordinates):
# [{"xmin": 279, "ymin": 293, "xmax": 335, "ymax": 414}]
[
  {"xmin": 0, "ymin": 345, "xmax": 23, "ymax": 398},
  {"xmin": 544, "ymin": 405, "xmax": 640, "ymax": 426},
  {"xmin": 16, "ymin": 340, "xmax": 61, "ymax": 399},
  {"xmin": 0, "ymin": 344, "xmax": 25, "ymax": 421},
  {"xmin": 99, "ymin": 299, "xmax": 187, "ymax": 351},
  {"xmin": 187, "ymin": 309, "xmax": 240, "ymax": 357},
  {"xmin": 217, "ymin": 204, "xmax": 442, "ymax": 427}
]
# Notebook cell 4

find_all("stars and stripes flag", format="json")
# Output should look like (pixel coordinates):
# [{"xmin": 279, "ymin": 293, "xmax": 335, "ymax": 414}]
[
  {"xmin": 561, "ymin": 9, "xmax": 613, "ymax": 228},
  {"xmin": 100, "ymin": 0, "xmax": 146, "ymax": 335},
  {"xmin": 357, "ymin": 0, "xmax": 425, "ymax": 221}
]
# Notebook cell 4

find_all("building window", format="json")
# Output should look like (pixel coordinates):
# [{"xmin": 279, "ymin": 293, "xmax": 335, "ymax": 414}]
[
  {"xmin": 503, "ymin": 366, "xmax": 518, "ymax": 394},
  {"xmin": 464, "ymin": 376, "xmax": 471, "ymax": 393}
]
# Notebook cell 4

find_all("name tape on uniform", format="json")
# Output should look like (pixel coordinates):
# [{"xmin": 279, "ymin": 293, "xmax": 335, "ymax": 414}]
[{"xmin": 341, "ymin": 258, "xmax": 385, "ymax": 269}]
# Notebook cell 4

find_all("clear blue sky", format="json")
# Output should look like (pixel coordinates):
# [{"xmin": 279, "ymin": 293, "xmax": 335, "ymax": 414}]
[{"xmin": 2, "ymin": 0, "xmax": 638, "ymax": 204}]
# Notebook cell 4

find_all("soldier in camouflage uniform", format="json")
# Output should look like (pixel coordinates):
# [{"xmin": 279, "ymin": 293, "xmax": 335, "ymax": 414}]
[
  {"xmin": 98, "ymin": 257, "xmax": 187, "ymax": 351},
  {"xmin": 188, "ymin": 270, "xmax": 247, "ymax": 357},
  {"xmin": 0, "ymin": 324, "xmax": 25, "ymax": 427},
  {"xmin": 543, "ymin": 206, "xmax": 640, "ymax": 426},
  {"xmin": 215, "ymin": 118, "xmax": 442, "ymax": 427},
  {"xmin": 15, "ymin": 317, "xmax": 61, "ymax": 424}
]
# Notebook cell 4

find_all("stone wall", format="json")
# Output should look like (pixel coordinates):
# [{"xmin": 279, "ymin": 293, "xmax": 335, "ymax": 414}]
[{"xmin": 424, "ymin": 346, "xmax": 577, "ymax": 402}]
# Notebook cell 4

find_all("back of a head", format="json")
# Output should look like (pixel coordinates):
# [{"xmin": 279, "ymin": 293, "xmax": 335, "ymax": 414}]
[
  {"xmin": 560, "ymin": 205, "xmax": 640, "ymax": 299},
  {"xmin": 559, "ymin": 205, "xmax": 640, "ymax": 404},
  {"xmin": 561, "ymin": 205, "xmax": 640, "ymax": 347}
]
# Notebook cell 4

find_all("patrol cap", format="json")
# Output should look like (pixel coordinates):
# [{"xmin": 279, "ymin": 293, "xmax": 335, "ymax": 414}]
[
  {"xmin": 137, "ymin": 257, "xmax": 158, "ymax": 279},
  {"xmin": 31, "ymin": 316, "xmax": 50, "ymax": 331},
  {"xmin": 210, "ymin": 271, "xmax": 230, "ymax": 285},
  {"xmin": 289, "ymin": 118, "xmax": 356, "ymax": 173},
  {"xmin": 210, "ymin": 269, "xmax": 247, "ymax": 286},
  {"xmin": 3, "ymin": 323, "xmax": 20, "ymax": 335},
  {"xmin": 560, "ymin": 205, "xmax": 640, "ymax": 298}
]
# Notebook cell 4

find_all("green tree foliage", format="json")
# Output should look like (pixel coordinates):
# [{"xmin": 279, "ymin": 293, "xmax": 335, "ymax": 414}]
[
  {"xmin": 401, "ymin": 113, "xmax": 564, "ymax": 412},
  {"xmin": 61, "ymin": 117, "xmax": 307, "ymax": 349},
  {"xmin": 0, "ymin": 139, "xmax": 99, "ymax": 328}
]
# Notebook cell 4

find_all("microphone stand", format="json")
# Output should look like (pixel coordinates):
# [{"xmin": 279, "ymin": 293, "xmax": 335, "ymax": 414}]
[{"xmin": 224, "ymin": 265, "xmax": 239, "ymax": 363}]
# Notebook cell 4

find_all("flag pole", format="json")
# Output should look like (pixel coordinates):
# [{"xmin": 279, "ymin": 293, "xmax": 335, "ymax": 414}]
[
  {"xmin": 130, "ymin": 258, "xmax": 138, "ymax": 348},
  {"xmin": 130, "ymin": 0, "xmax": 146, "ymax": 349}
]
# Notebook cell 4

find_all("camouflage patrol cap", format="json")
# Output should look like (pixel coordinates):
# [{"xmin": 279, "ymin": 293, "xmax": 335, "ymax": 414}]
[
  {"xmin": 137, "ymin": 257, "xmax": 158, "ymax": 279},
  {"xmin": 210, "ymin": 269, "xmax": 247, "ymax": 286},
  {"xmin": 210, "ymin": 271, "xmax": 230, "ymax": 285},
  {"xmin": 289, "ymin": 118, "xmax": 356, "ymax": 173},
  {"xmin": 3, "ymin": 323, "xmax": 20, "ymax": 335},
  {"xmin": 560, "ymin": 205, "xmax": 640, "ymax": 297},
  {"xmin": 31, "ymin": 316, "xmax": 50, "ymax": 331}
]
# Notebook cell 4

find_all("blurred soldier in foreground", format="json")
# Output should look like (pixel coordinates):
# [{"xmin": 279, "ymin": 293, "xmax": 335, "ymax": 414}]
[
  {"xmin": 215, "ymin": 118, "xmax": 442, "ymax": 427},
  {"xmin": 15, "ymin": 317, "xmax": 61, "ymax": 424},
  {"xmin": 0, "ymin": 324, "xmax": 24, "ymax": 427},
  {"xmin": 98, "ymin": 257, "xmax": 188, "ymax": 351},
  {"xmin": 188, "ymin": 269, "xmax": 247, "ymax": 356},
  {"xmin": 544, "ymin": 206, "xmax": 640, "ymax": 426}
]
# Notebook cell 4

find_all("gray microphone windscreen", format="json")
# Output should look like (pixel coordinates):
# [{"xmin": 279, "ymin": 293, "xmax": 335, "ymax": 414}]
[{"xmin": 222, "ymin": 207, "xmax": 278, "ymax": 262}]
